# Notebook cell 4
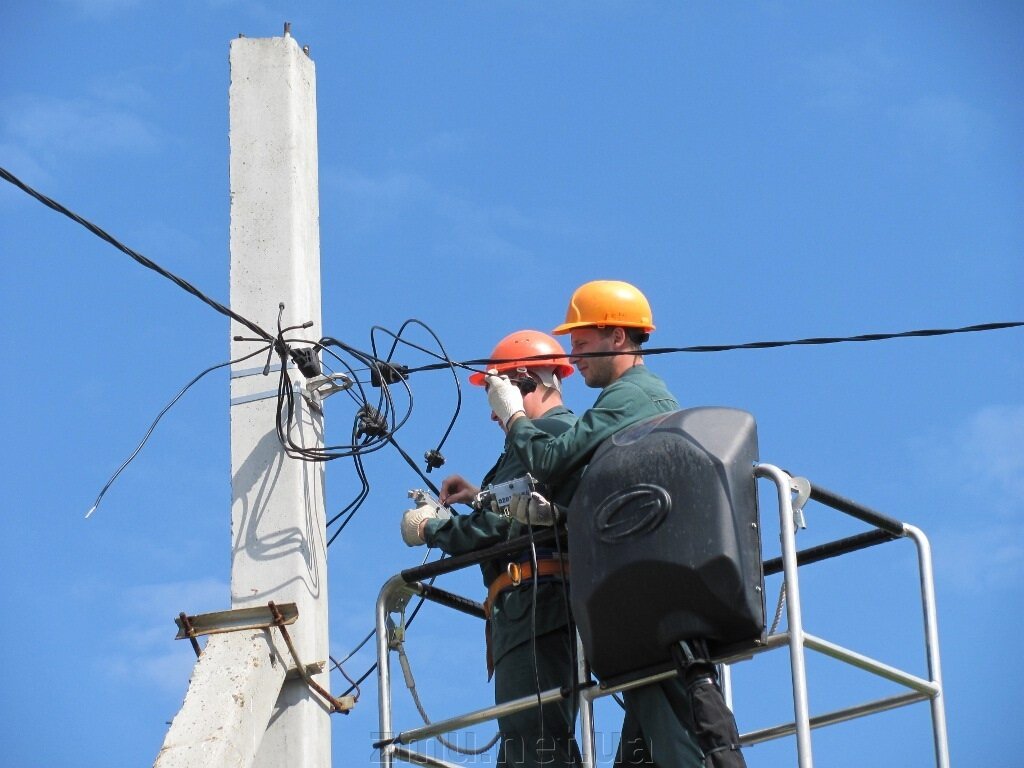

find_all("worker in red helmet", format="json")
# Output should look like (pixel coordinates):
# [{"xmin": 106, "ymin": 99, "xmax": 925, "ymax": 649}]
[
  {"xmin": 400, "ymin": 330, "xmax": 582, "ymax": 768},
  {"xmin": 486, "ymin": 281, "xmax": 746, "ymax": 768}
]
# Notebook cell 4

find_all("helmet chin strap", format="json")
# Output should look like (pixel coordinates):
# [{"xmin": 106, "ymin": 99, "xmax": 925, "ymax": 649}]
[{"xmin": 532, "ymin": 367, "xmax": 561, "ymax": 393}]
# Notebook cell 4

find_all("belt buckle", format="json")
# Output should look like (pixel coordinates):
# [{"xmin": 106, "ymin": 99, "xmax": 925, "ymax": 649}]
[{"xmin": 507, "ymin": 561, "xmax": 522, "ymax": 586}]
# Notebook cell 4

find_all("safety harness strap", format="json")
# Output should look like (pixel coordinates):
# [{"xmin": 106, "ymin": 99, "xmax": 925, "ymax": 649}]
[{"xmin": 484, "ymin": 555, "xmax": 569, "ymax": 618}]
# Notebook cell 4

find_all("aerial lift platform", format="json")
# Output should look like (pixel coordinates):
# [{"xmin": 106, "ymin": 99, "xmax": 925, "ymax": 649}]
[{"xmin": 373, "ymin": 431, "xmax": 949, "ymax": 768}]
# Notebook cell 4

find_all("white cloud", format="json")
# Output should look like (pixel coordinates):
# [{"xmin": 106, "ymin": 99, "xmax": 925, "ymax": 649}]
[
  {"xmin": 105, "ymin": 577, "xmax": 229, "ymax": 694},
  {"xmin": 956, "ymin": 405, "xmax": 1024, "ymax": 508},
  {"xmin": 800, "ymin": 40, "xmax": 894, "ymax": 112},
  {"xmin": 888, "ymin": 95, "xmax": 995, "ymax": 160},
  {"xmin": 931, "ymin": 521, "xmax": 1024, "ymax": 592},
  {"xmin": 916, "ymin": 405, "xmax": 1024, "ymax": 593},
  {"xmin": 324, "ymin": 167, "xmax": 536, "ymax": 262},
  {"xmin": 3, "ymin": 94, "xmax": 161, "ymax": 158}
]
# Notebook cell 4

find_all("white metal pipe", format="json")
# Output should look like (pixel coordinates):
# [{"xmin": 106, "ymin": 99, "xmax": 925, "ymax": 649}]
[
  {"xmin": 376, "ymin": 576, "xmax": 410, "ymax": 768},
  {"xmin": 755, "ymin": 463, "xmax": 814, "ymax": 767},
  {"xmin": 720, "ymin": 662, "xmax": 734, "ymax": 710},
  {"xmin": 576, "ymin": 634, "xmax": 596, "ymax": 768},
  {"xmin": 390, "ymin": 746, "xmax": 464, "ymax": 768},
  {"xmin": 904, "ymin": 524, "xmax": 951, "ymax": 768},
  {"xmin": 802, "ymin": 633, "xmax": 939, "ymax": 695},
  {"xmin": 393, "ymin": 687, "xmax": 569, "ymax": 746},
  {"xmin": 741, "ymin": 691, "xmax": 928, "ymax": 745}
]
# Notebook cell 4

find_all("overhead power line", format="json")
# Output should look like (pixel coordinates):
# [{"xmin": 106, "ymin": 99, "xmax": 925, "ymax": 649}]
[
  {"xmin": 0, "ymin": 165, "xmax": 274, "ymax": 343},
  {"xmin": 6, "ymin": 165, "xmax": 1016, "ymax": 375},
  {"xmin": 404, "ymin": 320, "xmax": 1024, "ymax": 374}
]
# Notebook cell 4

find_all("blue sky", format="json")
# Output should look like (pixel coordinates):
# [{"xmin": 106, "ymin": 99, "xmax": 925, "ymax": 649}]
[{"xmin": 1, "ymin": 2, "xmax": 1021, "ymax": 767}]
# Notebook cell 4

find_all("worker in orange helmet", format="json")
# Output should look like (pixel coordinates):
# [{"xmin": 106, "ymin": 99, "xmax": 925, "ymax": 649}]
[
  {"xmin": 486, "ymin": 281, "xmax": 747, "ymax": 767},
  {"xmin": 400, "ymin": 330, "xmax": 583, "ymax": 768}
]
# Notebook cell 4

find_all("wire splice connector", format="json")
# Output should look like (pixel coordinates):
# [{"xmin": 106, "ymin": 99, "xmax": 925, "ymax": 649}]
[
  {"xmin": 371, "ymin": 362, "xmax": 409, "ymax": 387},
  {"xmin": 356, "ymin": 405, "xmax": 389, "ymax": 439},
  {"xmin": 423, "ymin": 449, "xmax": 445, "ymax": 473}
]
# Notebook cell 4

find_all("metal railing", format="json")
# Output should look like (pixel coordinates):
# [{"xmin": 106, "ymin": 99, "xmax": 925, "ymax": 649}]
[{"xmin": 373, "ymin": 463, "xmax": 950, "ymax": 767}]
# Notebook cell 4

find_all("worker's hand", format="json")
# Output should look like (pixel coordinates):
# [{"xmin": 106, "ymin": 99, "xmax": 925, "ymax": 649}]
[
  {"xmin": 401, "ymin": 502, "xmax": 451, "ymax": 546},
  {"xmin": 439, "ymin": 474, "xmax": 480, "ymax": 506},
  {"xmin": 508, "ymin": 492, "xmax": 559, "ymax": 527},
  {"xmin": 485, "ymin": 371, "xmax": 525, "ymax": 427}
]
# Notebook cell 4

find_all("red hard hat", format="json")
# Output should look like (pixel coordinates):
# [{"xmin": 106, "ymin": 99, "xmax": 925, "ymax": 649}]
[{"xmin": 469, "ymin": 330, "xmax": 575, "ymax": 386}]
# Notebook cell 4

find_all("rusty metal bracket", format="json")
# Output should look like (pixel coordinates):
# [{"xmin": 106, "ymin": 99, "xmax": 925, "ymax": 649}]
[
  {"xmin": 173, "ymin": 602, "xmax": 354, "ymax": 714},
  {"xmin": 177, "ymin": 612, "xmax": 203, "ymax": 658},
  {"xmin": 267, "ymin": 601, "xmax": 355, "ymax": 714},
  {"xmin": 174, "ymin": 603, "xmax": 300, "ymax": 639}
]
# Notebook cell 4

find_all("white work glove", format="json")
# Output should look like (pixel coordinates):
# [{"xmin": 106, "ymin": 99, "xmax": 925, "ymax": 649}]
[
  {"xmin": 508, "ymin": 492, "xmax": 560, "ymax": 527},
  {"xmin": 401, "ymin": 503, "xmax": 451, "ymax": 546},
  {"xmin": 485, "ymin": 371, "xmax": 525, "ymax": 427}
]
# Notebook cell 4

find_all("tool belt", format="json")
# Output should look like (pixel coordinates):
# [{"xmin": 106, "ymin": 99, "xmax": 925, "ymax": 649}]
[{"xmin": 484, "ymin": 554, "xmax": 569, "ymax": 619}]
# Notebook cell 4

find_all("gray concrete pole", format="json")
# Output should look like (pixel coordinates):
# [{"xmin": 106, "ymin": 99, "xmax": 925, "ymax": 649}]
[
  {"xmin": 228, "ymin": 30, "xmax": 330, "ymax": 767},
  {"xmin": 155, "ymin": 30, "xmax": 329, "ymax": 768}
]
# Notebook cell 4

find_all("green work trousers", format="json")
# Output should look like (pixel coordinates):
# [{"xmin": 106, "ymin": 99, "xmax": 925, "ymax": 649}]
[
  {"xmin": 494, "ymin": 627, "xmax": 581, "ymax": 767},
  {"xmin": 615, "ymin": 679, "xmax": 704, "ymax": 767}
]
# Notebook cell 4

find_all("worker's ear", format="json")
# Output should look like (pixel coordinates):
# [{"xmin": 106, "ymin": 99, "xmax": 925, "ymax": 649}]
[{"xmin": 611, "ymin": 326, "xmax": 628, "ymax": 348}]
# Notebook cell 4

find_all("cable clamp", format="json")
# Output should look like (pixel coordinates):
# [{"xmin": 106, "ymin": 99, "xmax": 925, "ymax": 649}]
[
  {"xmin": 789, "ymin": 476, "xmax": 811, "ymax": 530},
  {"xmin": 386, "ymin": 607, "xmax": 409, "ymax": 651},
  {"xmin": 305, "ymin": 373, "xmax": 353, "ymax": 408}
]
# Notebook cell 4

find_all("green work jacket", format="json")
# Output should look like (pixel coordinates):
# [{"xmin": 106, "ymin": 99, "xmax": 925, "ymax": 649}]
[
  {"xmin": 508, "ymin": 365, "xmax": 678, "ymax": 485},
  {"xmin": 422, "ymin": 405, "xmax": 578, "ymax": 665}
]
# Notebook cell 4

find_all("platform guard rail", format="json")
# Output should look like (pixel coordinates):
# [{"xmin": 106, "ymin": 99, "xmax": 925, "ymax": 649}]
[{"xmin": 373, "ymin": 463, "xmax": 950, "ymax": 768}]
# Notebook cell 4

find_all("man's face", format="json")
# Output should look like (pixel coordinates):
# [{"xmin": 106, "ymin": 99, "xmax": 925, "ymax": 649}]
[{"xmin": 570, "ymin": 327, "xmax": 616, "ymax": 388}]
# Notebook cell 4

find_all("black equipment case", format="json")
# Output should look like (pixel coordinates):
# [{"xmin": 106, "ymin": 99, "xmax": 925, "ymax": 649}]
[{"xmin": 567, "ymin": 407, "xmax": 765, "ymax": 680}]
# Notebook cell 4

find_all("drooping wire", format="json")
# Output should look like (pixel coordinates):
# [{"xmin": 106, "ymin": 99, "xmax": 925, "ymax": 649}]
[
  {"xmin": 326, "ymin": 440, "xmax": 372, "ymax": 547},
  {"xmin": 371, "ymin": 320, "xmax": 464, "ymax": 470},
  {"xmin": 0, "ymin": 165, "xmax": 274, "ymax": 344},
  {"xmin": 329, "ymin": 655, "xmax": 362, "ymax": 702},
  {"xmin": 85, "ymin": 344, "xmax": 273, "ymax": 519}
]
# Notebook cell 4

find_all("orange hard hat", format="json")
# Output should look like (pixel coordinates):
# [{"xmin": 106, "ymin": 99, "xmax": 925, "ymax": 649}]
[
  {"xmin": 469, "ymin": 330, "xmax": 575, "ymax": 386},
  {"xmin": 551, "ymin": 280, "xmax": 655, "ymax": 336}
]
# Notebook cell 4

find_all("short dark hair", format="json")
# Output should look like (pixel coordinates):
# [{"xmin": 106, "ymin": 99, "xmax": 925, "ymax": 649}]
[
  {"xmin": 596, "ymin": 325, "xmax": 646, "ymax": 350},
  {"xmin": 626, "ymin": 328, "xmax": 649, "ymax": 347}
]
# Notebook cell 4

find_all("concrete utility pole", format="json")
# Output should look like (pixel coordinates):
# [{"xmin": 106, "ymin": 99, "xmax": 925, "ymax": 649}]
[{"xmin": 155, "ymin": 29, "xmax": 330, "ymax": 768}]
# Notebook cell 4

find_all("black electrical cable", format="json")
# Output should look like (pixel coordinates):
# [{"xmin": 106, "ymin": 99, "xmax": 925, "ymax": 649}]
[
  {"xmin": 277, "ymin": 335, "xmax": 417, "ymax": 461},
  {"xmin": 85, "ymin": 343, "xmax": 273, "ymax": 518},
  {"xmin": 387, "ymin": 436, "xmax": 441, "ymax": 497},
  {"xmin": 525, "ymin": 522, "xmax": 547, "ymax": 755},
  {"xmin": 326, "ymin": 444, "xmax": 371, "ymax": 547},
  {"xmin": 401, "ymin": 320, "xmax": 1024, "ymax": 374},
  {"xmin": 273, "ymin": 335, "xmax": 405, "ymax": 462},
  {"xmin": 329, "ymin": 655, "xmax": 362, "ymax": 702},
  {"xmin": 550, "ymin": 521, "xmax": 578, "ymax": 720},
  {"xmin": 371, "ymin": 320, "xmax": 463, "ymax": 465},
  {"xmin": 0, "ymin": 165, "xmax": 274, "ymax": 344}
]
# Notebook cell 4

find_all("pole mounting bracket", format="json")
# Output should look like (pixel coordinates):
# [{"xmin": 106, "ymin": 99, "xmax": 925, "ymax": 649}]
[{"xmin": 173, "ymin": 601, "xmax": 355, "ymax": 714}]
